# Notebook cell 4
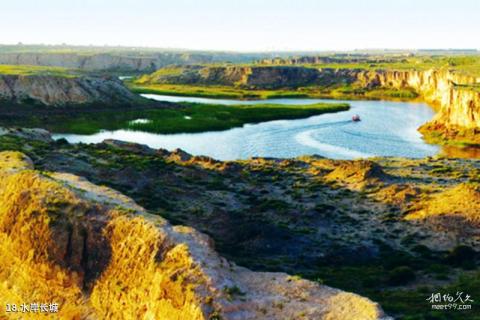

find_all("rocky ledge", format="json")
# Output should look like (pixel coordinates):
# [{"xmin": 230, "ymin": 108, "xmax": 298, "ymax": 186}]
[{"xmin": 0, "ymin": 150, "xmax": 389, "ymax": 319}]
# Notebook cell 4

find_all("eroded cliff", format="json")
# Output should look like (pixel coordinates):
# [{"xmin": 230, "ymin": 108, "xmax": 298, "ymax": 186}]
[
  {"xmin": 0, "ymin": 51, "xmax": 264, "ymax": 72},
  {"xmin": 355, "ymin": 69, "xmax": 480, "ymax": 144},
  {"xmin": 140, "ymin": 65, "xmax": 480, "ymax": 144},
  {"xmin": 0, "ymin": 150, "xmax": 389, "ymax": 320},
  {"xmin": 138, "ymin": 65, "xmax": 322, "ymax": 89},
  {"xmin": 0, "ymin": 74, "xmax": 140, "ymax": 106}
]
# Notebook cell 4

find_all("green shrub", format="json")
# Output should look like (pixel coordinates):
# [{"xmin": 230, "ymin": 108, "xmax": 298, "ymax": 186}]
[
  {"xmin": 445, "ymin": 245, "xmax": 476, "ymax": 269},
  {"xmin": 387, "ymin": 266, "xmax": 416, "ymax": 286}
]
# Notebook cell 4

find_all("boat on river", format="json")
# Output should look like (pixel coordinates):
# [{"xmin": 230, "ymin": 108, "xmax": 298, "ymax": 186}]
[{"xmin": 352, "ymin": 114, "xmax": 361, "ymax": 122}]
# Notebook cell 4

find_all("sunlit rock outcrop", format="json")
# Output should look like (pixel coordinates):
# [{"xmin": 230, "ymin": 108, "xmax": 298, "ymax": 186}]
[{"xmin": 356, "ymin": 69, "xmax": 480, "ymax": 144}]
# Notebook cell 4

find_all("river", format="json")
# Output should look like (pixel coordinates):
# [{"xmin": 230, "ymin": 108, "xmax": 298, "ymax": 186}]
[
  {"xmin": 54, "ymin": 94, "xmax": 440, "ymax": 160},
  {"xmin": 54, "ymin": 94, "xmax": 439, "ymax": 160}
]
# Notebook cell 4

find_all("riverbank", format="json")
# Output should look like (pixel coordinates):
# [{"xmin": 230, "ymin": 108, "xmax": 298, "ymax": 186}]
[
  {"xmin": 130, "ymin": 62, "xmax": 480, "ymax": 147},
  {"xmin": 1, "ymin": 129, "xmax": 479, "ymax": 319},
  {"xmin": 0, "ymin": 140, "xmax": 389, "ymax": 319},
  {"xmin": 128, "ymin": 82, "xmax": 420, "ymax": 101}
]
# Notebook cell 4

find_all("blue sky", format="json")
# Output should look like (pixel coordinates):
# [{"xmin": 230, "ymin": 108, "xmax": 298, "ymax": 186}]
[{"xmin": 1, "ymin": 0, "xmax": 479, "ymax": 51}]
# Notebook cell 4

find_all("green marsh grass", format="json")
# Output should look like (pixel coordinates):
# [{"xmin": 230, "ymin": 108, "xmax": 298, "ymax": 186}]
[{"xmin": 19, "ymin": 102, "xmax": 349, "ymax": 135}]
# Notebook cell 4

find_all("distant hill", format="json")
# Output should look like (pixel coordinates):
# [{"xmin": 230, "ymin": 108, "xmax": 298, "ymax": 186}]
[{"xmin": 0, "ymin": 45, "xmax": 274, "ymax": 72}]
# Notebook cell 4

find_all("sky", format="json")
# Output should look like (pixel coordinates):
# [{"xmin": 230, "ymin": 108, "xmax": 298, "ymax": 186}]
[{"xmin": 1, "ymin": 0, "xmax": 479, "ymax": 52}]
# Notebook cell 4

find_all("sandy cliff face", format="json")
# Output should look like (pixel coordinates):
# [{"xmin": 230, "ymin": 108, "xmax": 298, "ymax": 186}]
[
  {"xmin": 0, "ymin": 150, "xmax": 389, "ymax": 320},
  {"xmin": 0, "ymin": 52, "xmax": 158, "ymax": 72},
  {"xmin": 144, "ymin": 65, "xmax": 324, "ymax": 89},
  {"xmin": 357, "ymin": 69, "xmax": 480, "ymax": 127},
  {"xmin": 243, "ymin": 67, "xmax": 320, "ymax": 88},
  {"xmin": 355, "ymin": 69, "xmax": 480, "ymax": 143},
  {"xmin": 0, "ymin": 74, "xmax": 139, "ymax": 106}
]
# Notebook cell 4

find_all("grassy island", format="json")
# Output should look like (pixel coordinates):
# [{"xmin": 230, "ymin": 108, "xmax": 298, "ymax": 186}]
[{"xmin": 3, "ymin": 102, "xmax": 349, "ymax": 135}]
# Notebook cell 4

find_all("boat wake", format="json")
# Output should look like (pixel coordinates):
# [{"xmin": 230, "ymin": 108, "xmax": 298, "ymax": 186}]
[{"xmin": 295, "ymin": 129, "xmax": 373, "ymax": 159}]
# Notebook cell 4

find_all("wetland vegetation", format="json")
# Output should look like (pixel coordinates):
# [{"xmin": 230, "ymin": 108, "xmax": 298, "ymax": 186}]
[{"xmin": 0, "ymin": 101, "xmax": 349, "ymax": 135}]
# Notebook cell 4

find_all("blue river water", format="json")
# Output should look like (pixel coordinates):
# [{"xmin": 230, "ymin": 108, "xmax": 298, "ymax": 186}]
[{"xmin": 54, "ymin": 94, "xmax": 440, "ymax": 160}]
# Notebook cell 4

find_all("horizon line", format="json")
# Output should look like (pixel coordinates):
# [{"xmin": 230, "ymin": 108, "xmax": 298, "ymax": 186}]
[{"xmin": 0, "ymin": 43, "xmax": 479, "ymax": 54}]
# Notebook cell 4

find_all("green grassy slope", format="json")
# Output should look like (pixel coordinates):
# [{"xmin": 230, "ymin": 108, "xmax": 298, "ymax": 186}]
[{"xmin": 0, "ymin": 64, "xmax": 78, "ymax": 77}]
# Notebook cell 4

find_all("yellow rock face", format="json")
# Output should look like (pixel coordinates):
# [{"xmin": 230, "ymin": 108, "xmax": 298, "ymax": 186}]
[
  {"xmin": 406, "ymin": 183, "xmax": 480, "ymax": 223},
  {"xmin": 0, "ymin": 152, "xmax": 89, "ymax": 319},
  {"xmin": 357, "ymin": 69, "xmax": 480, "ymax": 142}
]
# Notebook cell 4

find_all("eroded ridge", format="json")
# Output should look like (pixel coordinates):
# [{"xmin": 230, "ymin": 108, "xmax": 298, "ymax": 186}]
[{"xmin": 0, "ymin": 151, "xmax": 388, "ymax": 320}]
